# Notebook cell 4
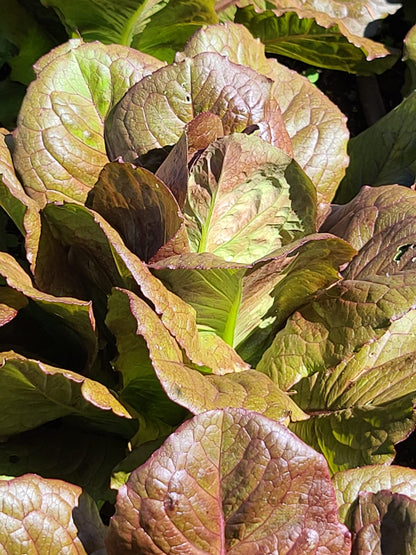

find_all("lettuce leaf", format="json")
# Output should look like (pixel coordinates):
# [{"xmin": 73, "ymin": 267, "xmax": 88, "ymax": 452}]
[{"xmin": 106, "ymin": 408, "xmax": 351, "ymax": 554}]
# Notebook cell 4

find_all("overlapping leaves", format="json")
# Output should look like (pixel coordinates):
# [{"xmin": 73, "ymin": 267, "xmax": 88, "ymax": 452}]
[
  {"xmin": 235, "ymin": 5, "xmax": 399, "ymax": 74},
  {"xmin": 12, "ymin": 40, "xmax": 163, "ymax": 205},
  {"xmin": 184, "ymin": 22, "xmax": 349, "ymax": 206},
  {"xmin": 258, "ymin": 184, "xmax": 416, "ymax": 473},
  {"xmin": 2, "ymin": 13, "xmax": 416, "ymax": 554}
]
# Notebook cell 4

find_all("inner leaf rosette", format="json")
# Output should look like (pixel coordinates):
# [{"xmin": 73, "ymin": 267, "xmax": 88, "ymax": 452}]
[{"xmin": 184, "ymin": 133, "xmax": 316, "ymax": 263}]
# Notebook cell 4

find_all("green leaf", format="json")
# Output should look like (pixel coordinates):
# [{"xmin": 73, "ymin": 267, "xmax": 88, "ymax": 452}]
[
  {"xmin": 42, "ymin": 0, "xmax": 165, "ymax": 44},
  {"xmin": 40, "ymin": 202, "xmax": 249, "ymax": 374},
  {"xmin": 0, "ymin": 0, "xmax": 54, "ymax": 85},
  {"xmin": 43, "ymin": 0, "xmax": 217, "ymax": 61},
  {"xmin": 153, "ymin": 362, "xmax": 309, "ymax": 422},
  {"xmin": 258, "ymin": 274, "xmax": 416, "ymax": 472},
  {"xmin": 106, "ymin": 287, "xmax": 188, "ymax": 445},
  {"xmin": 151, "ymin": 234, "xmax": 355, "ymax": 357},
  {"xmin": 0, "ymin": 419, "xmax": 127, "ymax": 502},
  {"xmin": 86, "ymin": 161, "xmax": 188, "ymax": 263},
  {"xmin": 106, "ymin": 287, "xmax": 306, "ymax": 448},
  {"xmin": 333, "ymin": 465, "xmax": 416, "ymax": 525},
  {"xmin": 0, "ymin": 474, "xmax": 106, "ymax": 554},
  {"xmin": 235, "ymin": 7, "xmax": 398, "ymax": 74},
  {"xmin": 106, "ymin": 408, "xmax": 351, "ymax": 554},
  {"xmin": 0, "ymin": 351, "xmax": 136, "ymax": 437},
  {"xmin": 184, "ymin": 22, "xmax": 349, "ymax": 206},
  {"xmin": 12, "ymin": 40, "xmax": 163, "ymax": 206},
  {"xmin": 236, "ymin": 233, "xmax": 356, "ymax": 362},
  {"xmin": 262, "ymin": 0, "xmax": 401, "ymax": 37},
  {"xmin": 336, "ymin": 92, "xmax": 416, "ymax": 203},
  {"xmin": 403, "ymin": 24, "xmax": 416, "ymax": 96},
  {"xmin": 184, "ymin": 133, "xmax": 316, "ymax": 263},
  {"xmin": 105, "ymin": 50, "xmax": 292, "ymax": 163},
  {"xmin": 151, "ymin": 252, "xmax": 248, "ymax": 345},
  {"xmin": 108, "ymin": 286, "xmax": 307, "ymax": 425},
  {"xmin": 132, "ymin": 0, "xmax": 218, "ymax": 62}
]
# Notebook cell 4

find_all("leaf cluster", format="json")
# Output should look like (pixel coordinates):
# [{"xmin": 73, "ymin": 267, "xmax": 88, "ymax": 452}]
[{"xmin": 1, "ymin": 1, "xmax": 416, "ymax": 553}]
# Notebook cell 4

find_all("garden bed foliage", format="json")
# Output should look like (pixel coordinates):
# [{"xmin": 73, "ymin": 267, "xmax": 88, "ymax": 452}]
[{"xmin": 1, "ymin": 0, "xmax": 416, "ymax": 553}]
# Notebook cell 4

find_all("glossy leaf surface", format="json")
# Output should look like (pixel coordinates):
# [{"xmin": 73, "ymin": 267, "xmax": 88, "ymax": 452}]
[
  {"xmin": 236, "ymin": 6, "xmax": 398, "ymax": 74},
  {"xmin": 336, "ymin": 92, "xmax": 416, "ymax": 203},
  {"xmin": 0, "ymin": 352, "xmax": 136, "ymax": 437},
  {"xmin": 106, "ymin": 408, "xmax": 351, "ymax": 554},
  {"xmin": 12, "ymin": 40, "xmax": 163, "ymax": 205},
  {"xmin": 0, "ymin": 474, "xmax": 106, "ymax": 554},
  {"xmin": 184, "ymin": 22, "xmax": 349, "ymax": 206},
  {"xmin": 258, "ymin": 274, "xmax": 416, "ymax": 472}
]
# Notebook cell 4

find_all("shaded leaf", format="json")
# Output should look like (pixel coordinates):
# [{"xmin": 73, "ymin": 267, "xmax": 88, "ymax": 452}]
[
  {"xmin": 108, "ymin": 285, "xmax": 306, "ymax": 425},
  {"xmin": 403, "ymin": 24, "xmax": 416, "ymax": 96},
  {"xmin": 260, "ymin": 0, "xmax": 401, "ymax": 37},
  {"xmin": 0, "ymin": 81, "xmax": 26, "ymax": 130},
  {"xmin": 0, "ymin": 252, "xmax": 98, "ymax": 372},
  {"xmin": 0, "ymin": 129, "xmax": 40, "ymax": 266},
  {"xmin": 236, "ymin": 6, "xmax": 398, "ymax": 74},
  {"xmin": 351, "ymin": 490, "xmax": 416, "ymax": 555},
  {"xmin": 42, "ymin": 0, "xmax": 168, "ymax": 45},
  {"xmin": 0, "ymin": 419, "xmax": 127, "ymax": 502},
  {"xmin": 106, "ymin": 287, "xmax": 188, "ymax": 445},
  {"xmin": 45, "ymin": 0, "xmax": 217, "ymax": 62},
  {"xmin": 0, "ymin": 0, "xmax": 53, "ymax": 85},
  {"xmin": 0, "ymin": 474, "xmax": 106, "ymax": 554},
  {"xmin": 106, "ymin": 408, "xmax": 351, "ymax": 554},
  {"xmin": 132, "ymin": 0, "xmax": 218, "ymax": 62},
  {"xmin": 86, "ymin": 161, "xmax": 188, "ymax": 262},
  {"xmin": 336, "ymin": 92, "xmax": 416, "ymax": 203},
  {"xmin": 105, "ymin": 50, "xmax": 292, "ymax": 163},
  {"xmin": 333, "ymin": 464, "xmax": 416, "ymax": 525},
  {"xmin": 184, "ymin": 133, "xmax": 316, "ymax": 263},
  {"xmin": 184, "ymin": 22, "xmax": 349, "ymax": 206},
  {"xmin": 12, "ymin": 40, "xmax": 163, "ymax": 206},
  {"xmin": 0, "ymin": 351, "xmax": 136, "ymax": 437},
  {"xmin": 155, "ymin": 130, "xmax": 189, "ymax": 209}
]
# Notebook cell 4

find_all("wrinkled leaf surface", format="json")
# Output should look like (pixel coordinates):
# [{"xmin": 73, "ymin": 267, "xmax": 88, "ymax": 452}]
[
  {"xmin": 0, "ymin": 474, "xmax": 106, "ymax": 554},
  {"xmin": 258, "ymin": 273, "xmax": 416, "ymax": 472},
  {"xmin": 106, "ymin": 408, "xmax": 351, "ymax": 554},
  {"xmin": 184, "ymin": 22, "xmax": 349, "ymax": 206},
  {"xmin": 13, "ymin": 40, "xmax": 163, "ymax": 205}
]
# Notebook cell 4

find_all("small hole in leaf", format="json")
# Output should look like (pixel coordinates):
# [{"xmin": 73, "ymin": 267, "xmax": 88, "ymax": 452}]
[{"xmin": 9, "ymin": 455, "xmax": 19, "ymax": 463}]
